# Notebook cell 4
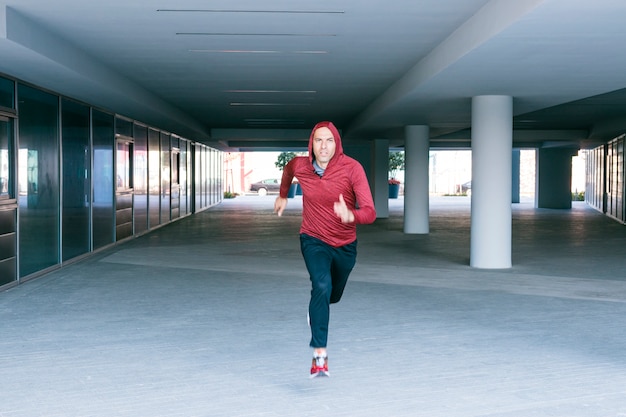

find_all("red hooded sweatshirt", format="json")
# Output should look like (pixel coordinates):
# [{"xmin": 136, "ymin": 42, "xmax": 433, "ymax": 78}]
[{"xmin": 279, "ymin": 121, "xmax": 376, "ymax": 247}]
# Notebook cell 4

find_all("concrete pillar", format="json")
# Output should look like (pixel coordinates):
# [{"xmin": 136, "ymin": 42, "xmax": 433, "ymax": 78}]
[
  {"xmin": 373, "ymin": 139, "xmax": 390, "ymax": 218},
  {"xmin": 343, "ymin": 141, "xmax": 382, "ymax": 218},
  {"xmin": 537, "ymin": 147, "xmax": 577, "ymax": 209},
  {"xmin": 470, "ymin": 95, "xmax": 513, "ymax": 269},
  {"xmin": 404, "ymin": 125, "xmax": 430, "ymax": 234},
  {"xmin": 512, "ymin": 149, "xmax": 520, "ymax": 204}
]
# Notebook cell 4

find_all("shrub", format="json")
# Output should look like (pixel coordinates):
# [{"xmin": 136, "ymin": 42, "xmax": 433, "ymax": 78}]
[
  {"xmin": 389, "ymin": 151, "xmax": 404, "ymax": 180},
  {"xmin": 275, "ymin": 152, "xmax": 297, "ymax": 171}
]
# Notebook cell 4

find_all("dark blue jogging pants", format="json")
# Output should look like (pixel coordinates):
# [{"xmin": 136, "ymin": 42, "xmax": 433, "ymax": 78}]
[{"xmin": 300, "ymin": 233, "xmax": 357, "ymax": 348}]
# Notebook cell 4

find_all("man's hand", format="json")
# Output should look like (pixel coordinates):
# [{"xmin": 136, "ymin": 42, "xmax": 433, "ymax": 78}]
[
  {"xmin": 274, "ymin": 197, "xmax": 288, "ymax": 216},
  {"xmin": 333, "ymin": 194, "xmax": 355, "ymax": 223}
]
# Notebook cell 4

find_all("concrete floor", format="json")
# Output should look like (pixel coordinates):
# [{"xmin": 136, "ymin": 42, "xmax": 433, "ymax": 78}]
[{"xmin": 1, "ymin": 195, "xmax": 626, "ymax": 417}]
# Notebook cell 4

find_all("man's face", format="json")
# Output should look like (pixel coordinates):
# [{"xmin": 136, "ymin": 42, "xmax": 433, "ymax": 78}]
[{"xmin": 312, "ymin": 127, "xmax": 336, "ymax": 169}]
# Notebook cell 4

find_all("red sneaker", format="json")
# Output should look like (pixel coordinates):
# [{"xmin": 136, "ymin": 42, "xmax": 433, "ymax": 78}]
[{"xmin": 310, "ymin": 356, "xmax": 329, "ymax": 378}]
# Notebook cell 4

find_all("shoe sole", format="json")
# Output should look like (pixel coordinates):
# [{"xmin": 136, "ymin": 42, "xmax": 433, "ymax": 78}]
[{"xmin": 310, "ymin": 370, "xmax": 330, "ymax": 378}]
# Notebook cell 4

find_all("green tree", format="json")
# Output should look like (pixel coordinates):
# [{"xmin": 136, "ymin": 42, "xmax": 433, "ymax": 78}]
[
  {"xmin": 389, "ymin": 151, "xmax": 405, "ymax": 179},
  {"xmin": 275, "ymin": 152, "xmax": 297, "ymax": 171}
]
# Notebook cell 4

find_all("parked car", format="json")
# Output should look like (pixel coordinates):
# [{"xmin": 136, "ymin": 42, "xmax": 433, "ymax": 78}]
[{"xmin": 250, "ymin": 178, "xmax": 280, "ymax": 196}]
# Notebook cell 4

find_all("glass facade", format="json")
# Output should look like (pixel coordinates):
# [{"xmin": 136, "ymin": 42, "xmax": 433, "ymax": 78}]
[
  {"xmin": 180, "ymin": 140, "xmax": 188, "ymax": 215},
  {"xmin": 586, "ymin": 135, "xmax": 626, "ymax": 224},
  {"xmin": 0, "ymin": 77, "xmax": 14, "ymax": 110},
  {"xmin": 61, "ymin": 98, "xmax": 91, "ymax": 261},
  {"xmin": 115, "ymin": 116, "xmax": 133, "ymax": 138},
  {"xmin": 171, "ymin": 136, "xmax": 180, "ymax": 220},
  {"xmin": 214, "ymin": 150, "xmax": 223, "ymax": 205},
  {"xmin": 115, "ymin": 138, "xmax": 134, "ymax": 241},
  {"xmin": 189, "ymin": 145, "xmax": 222, "ymax": 211},
  {"xmin": 92, "ymin": 109, "xmax": 115, "ymax": 250},
  {"xmin": 133, "ymin": 124, "xmax": 148, "ymax": 234},
  {"xmin": 0, "ymin": 116, "xmax": 14, "ymax": 201},
  {"xmin": 606, "ymin": 136, "xmax": 625, "ymax": 223},
  {"xmin": 114, "ymin": 116, "xmax": 134, "ymax": 240},
  {"xmin": 116, "ymin": 140, "xmax": 133, "ymax": 191},
  {"xmin": 160, "ymin": 132, "xmax": 171, "ymax": 223},
  {"xmin": 585, "ymin": 147, "xmax": 605, "ymax": 210},
  {"xmin": 0, "ymin": 113, "xmax": 16, "ymax": 285},
  {"xmin": 18, "ymin": 84, "xmax": 60, "ymax": 277},
  {"xmin": 148, "ymin": 128, "xmax": 161, "ymax": 228},
  {"xmin": 0, "ymin": 74, "xmax": 223, "ymax": 286},
  {"xmin": 195, "ymin": 144, "xmax": 202, "ymax": 209}
]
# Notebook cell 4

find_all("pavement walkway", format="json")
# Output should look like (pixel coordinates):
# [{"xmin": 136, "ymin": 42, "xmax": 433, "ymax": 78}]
[{"xmin": 1, "ymin": 196, "xmax": 626, "ymax": 417}]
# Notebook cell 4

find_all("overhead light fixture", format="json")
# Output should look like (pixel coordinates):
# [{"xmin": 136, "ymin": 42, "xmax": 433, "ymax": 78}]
[
  {"xmin": 158, "ymin": 9, "xmax": 344, "ymax": 14},
  {"xmin": 189, "ymin": 49, "xmax": 328, "ymax": 54},
  {"xmin": 225, "ymin": 90, "xmax": 317, "ymax": 94},
  {"xmin": 230, "ymin": 103, "xmax": 311, "ymax": 106},
  {"xmin": 178, "ymin": 32, "xmax": 336, "ymax": 37},
  {"xmin": 245, "ymin": 119, "xmax": 306, "ymax": 125}
]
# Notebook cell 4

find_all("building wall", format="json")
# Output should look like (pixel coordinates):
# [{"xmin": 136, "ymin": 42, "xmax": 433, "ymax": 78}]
[
  {"xmin": 586, "ymin": 135, "xmax": 625, "ymax": 224},
  {"xmin": 0, "ymin": 73, "xmax": 224, "ymax": 289}
]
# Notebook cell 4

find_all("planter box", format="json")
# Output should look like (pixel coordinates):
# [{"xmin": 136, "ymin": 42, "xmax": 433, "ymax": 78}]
[
  {"xmin": 287, "ymin": 183, "xmax": 298, "ymax": 198},
  {"xmin": 389, "ymin": 183, "xmax": 400, "ymax": 199}
]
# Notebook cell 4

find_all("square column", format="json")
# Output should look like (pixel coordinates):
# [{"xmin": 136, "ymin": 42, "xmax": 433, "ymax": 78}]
[
  {"xmin": 537, "ymin": 147, "xmax": 578, "ymax": 209},
  {"xmin": 512, "ymin": 149, "xmax": 520, "ymax": 204},
  {"xmin": 373, "ymin": 139, "xmax": 390, "ymax": 218}
]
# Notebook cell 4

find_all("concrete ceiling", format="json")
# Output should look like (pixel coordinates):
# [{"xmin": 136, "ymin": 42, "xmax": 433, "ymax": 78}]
[{"xmin": 2, "ymin": 0, "xmax": 626, "ymax": 151}]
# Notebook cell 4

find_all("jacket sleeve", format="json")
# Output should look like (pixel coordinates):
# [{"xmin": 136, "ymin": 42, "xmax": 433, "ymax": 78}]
[
  {"xmin": 279, "ymin": 158, "xmax": 296, "ymax": 198},
  {"xmin": 351, "ymin": 163, "xmax": 377, "ymax": 224}
]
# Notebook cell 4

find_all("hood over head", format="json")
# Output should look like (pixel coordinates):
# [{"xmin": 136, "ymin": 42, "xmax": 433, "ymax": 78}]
[{"xmin": 308, "ymin": 121, "xmax": 343, "ymax": 164}]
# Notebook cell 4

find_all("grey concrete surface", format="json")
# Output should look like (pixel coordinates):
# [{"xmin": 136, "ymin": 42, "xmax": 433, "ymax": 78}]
[{"xmin": 1, "ymin": 196, "xmax": 626, "ymax": 417}]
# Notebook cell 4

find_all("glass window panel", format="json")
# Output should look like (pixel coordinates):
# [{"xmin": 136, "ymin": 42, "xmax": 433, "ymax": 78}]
[
  {"xmin": 208, "ymin": 149, "xmax": 212, "ymax": 206},
  {"xmin": 170, "ymin": 148, "xmax": 180, "ymax": 219},
  {"xmin": 202, "ymin": 145, "xmax": 206, "ymax": 209},
  {"xmin": 190, "ymin": 145, "xmax": 194, "ymax": 212},
  {"xmin": 17, "ymin": 84, "xmax": 60, "ymax": 277},
  {"xmin": 0, "ymin": 77, "xmax": 14, "ymax": 109},
  {"xmin": 203, "ymin": 148, "xmax": 207, "ymax": 206},
  {"xmin": 61, "ymin": 98, "xmax": 90, "ymax": 261},
  {"xmin": 172, "ymin": 150, "xmax": 180, "ymax": 186},
  {"xmin": 217, "ymin": 150, "xmax": 222, "ymax": 203},
  {"xmin": 180, "ymin": 140, "xmax": 187, "ymax": 215},
  {"xmin": 133, "ymin": 124, "xmax": 148, "ymax": 234},
  {"xmin": 209, "ymin": 148, "xmax": 214, "ymax": 205},
  {"xmin": 211, "ymin": 149, "xmax": 215, "ymax": 205},
  {"xmin": 200, "ymin": 147, "xmax": 206, "ymax": 208},
  {"xmin": 160, "ymin": 132, "xmax": 170, "ymax": 222},
  {"xmin": 171, "ymin": 135, "xmax": 179, "ymax": 151},
  {"xmin": 206, "ymin": 148, "xmax": 210, "ymax": 206},
  {"xmin": 92, "ymin": 109, "xmax": 114, "ymax": 250},
  {"xmin": 115, "ymin": 117, "xmax": 133, "ymax": 137},
  {"xmin": 116, "ymin": 140, "xmax": 132, "ymax": 191},
  {"xmin": 211, "ymin": 149, "xmax": 216, "ymax": 205},
  {"xmin": 213, "ymin": 149, "xmax": 217, "ymax": 205},
  {"xmin": 148, "ymin": 128, "xmax": 160, "ymax": 227},
  {"xmin": 0, "ymin": 116, "xmax": 14, "ymax": 200},
  {"xmin": 210, "ymin": 149, "xmax": 214, "ymax": 204},
  {"xmin": 195, "ymin": 144, "xmax": 202, "ymax": 210},
  {"xmin": 186, "ymin": 141, "xmax": 191, "ymax": 213}
]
